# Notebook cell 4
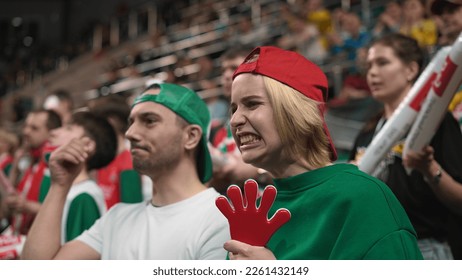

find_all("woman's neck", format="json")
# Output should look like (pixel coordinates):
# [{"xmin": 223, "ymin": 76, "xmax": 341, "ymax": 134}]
[
  {"xmin": 269, "ymin": 159, "xmax": 331, "ymax": 179},
  {"xmin": 383, "ymin": 86, "xmax": 412, "ymax": 119}
]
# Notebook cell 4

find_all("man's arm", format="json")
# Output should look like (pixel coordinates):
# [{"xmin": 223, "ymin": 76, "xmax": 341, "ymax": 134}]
[
  {"xmin": 54, "ymin": 240, "xmax": 100, "ymax": 260},
  {"xmin": 21, "ymin": 137, "xmax": 99, "ymax": 259}
]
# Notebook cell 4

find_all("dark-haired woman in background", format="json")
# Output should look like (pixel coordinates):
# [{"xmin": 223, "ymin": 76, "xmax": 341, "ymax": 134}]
[{"xmin": 350, "ymin": 33, "xmax": 462, "ymax": 259}]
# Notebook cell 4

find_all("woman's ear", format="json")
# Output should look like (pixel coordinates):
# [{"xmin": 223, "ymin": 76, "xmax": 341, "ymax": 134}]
[
  {"xmin": 406, "ymin": 61, "xmax": 419, "ymax": 82},
  {"xmin": 183, "ymin": 124, "xmax": 202, "ymax": 151}
]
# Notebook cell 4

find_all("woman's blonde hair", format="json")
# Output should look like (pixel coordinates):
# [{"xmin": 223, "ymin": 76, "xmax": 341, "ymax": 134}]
[{"xmin": 263, "ymin": 76, "xmax": 331, "ymax": 169}]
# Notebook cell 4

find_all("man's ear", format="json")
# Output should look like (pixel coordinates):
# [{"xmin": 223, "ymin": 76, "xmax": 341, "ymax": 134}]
[{"xmin": 183, "ymin": 124, "xmax": 202, "ymax": 151}]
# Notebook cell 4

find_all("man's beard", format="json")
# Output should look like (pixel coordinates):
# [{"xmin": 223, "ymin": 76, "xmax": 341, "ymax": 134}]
[{"xmin": 133, "ymin": 142, "xmax": 182, "ymax": 178}]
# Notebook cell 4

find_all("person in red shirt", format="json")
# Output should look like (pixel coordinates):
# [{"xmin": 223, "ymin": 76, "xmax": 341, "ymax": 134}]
[{"xmin": 6, "ymin": 109, "xmax": 61, "ymax": 235}]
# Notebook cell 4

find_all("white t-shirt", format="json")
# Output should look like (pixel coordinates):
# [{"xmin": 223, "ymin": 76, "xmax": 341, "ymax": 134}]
[{"xmin": 77, "ymin": 188, "xmax": 229, "ymax": 260}]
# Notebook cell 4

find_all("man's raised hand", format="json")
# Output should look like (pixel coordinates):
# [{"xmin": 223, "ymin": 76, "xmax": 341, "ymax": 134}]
[{"xmin": 48, "ymin": 137, "xmax": 95, "ymax": 189}]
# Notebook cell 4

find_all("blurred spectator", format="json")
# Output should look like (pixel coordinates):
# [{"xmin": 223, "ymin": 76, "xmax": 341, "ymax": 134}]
[
  {"xmin": 305, "ymin": 0, "xmax": 334, "ymax": 51},
  {"xmin": 278, "ymin": 13, "xmax": 327, "ymax": 65},
  {"xmin": 191, "ymin": 55, "xmax": 216, "ymax": 82},
  {"xmin": 372, "ymin": 1, "xmax": 402, "ymax": 39},
  {"xmin": 43, "ymin": 89, "xmax": 74, "ymax": 125},
  {"xmin": 431, "ymin": 0, "xmax": 462, "ymax": 130},
  {"xmin": 431, "ymin": 0, "xmax": 462, "ymax": 45},
  {"xmin": 190, "ymin": 5, "xmax": 226, "ymax": 35},
  {"xmin": 227, "ymin": 14, "xmax": 269, "ymax": 48},
  {"xmin": 48, "ymin": 111, "xmax": 116, "ymax": 243},
  {"xmin": 5, "ymin": 109, "xmax": 61, "ymax": 235},
  {"xmin": 329, "ymin": 12, "xmax": 371, "ymax": 70},
  {"xmin": 400, "ymin": 0, "xmax": 437, "ymax": 50},
  {"xmin": 329, "ymin": 48, "xmax": 372, "ymax": 104},
  {"xmin": 0, "ymin": 128, "xmax": 19, "ymax": 176}
]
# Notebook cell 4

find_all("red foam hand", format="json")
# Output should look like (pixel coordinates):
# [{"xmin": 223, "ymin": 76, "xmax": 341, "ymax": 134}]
[{"xmin": 216, "ymin": 179, "xmax": 291, "ymax": 246}]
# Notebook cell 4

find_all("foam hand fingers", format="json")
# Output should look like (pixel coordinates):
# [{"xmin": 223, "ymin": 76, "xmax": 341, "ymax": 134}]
[
  {"xmin": 268, "ymin": 208, "xmax": 291, "ymax": 233},
  {"xmin": 216, "ymin": 180, "xmax": 291, "ymax": 247},
  {"xmin": 243, "ymin": 179, "xmax": 259, "ymax": 210},
  {"xmin": 227, "ymin": 185, "xmax": 244, "ymax": 212},
  {"xmin": 258, "ymin": 185, "xmax": 277, "ymax": 214},
  {"xmin": 215, "ymin": 196, "xmax": 234, "ymax": 219}
]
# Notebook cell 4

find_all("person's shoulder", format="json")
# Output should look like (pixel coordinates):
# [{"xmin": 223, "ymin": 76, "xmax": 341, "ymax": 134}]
[
  {"xmin": 194, "ymin": 188, "xmax": 222, "ymax": 208},
  {"xmin": 68, "ymin": 180, "xmax": 102, "ymax": 198},
  {"xmin": 193, "ymin": 188, "xmax": 227, "ymax": 221},
  {"xmin": 329, "ymin": 165, "xmax": 410, "ymax": 223},
  {"xmin": 332, "ymin": 164, "xmax": 392, "ymax": 195},
  {"xmin": 104, "ymin": 201, "xmax": 147, "ymax": 218}
]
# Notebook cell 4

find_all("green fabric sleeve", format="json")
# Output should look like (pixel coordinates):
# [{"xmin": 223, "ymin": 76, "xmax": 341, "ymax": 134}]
[
  {"xmin": 3, "ymin": 164, "xmax": 12, "ymax": 176},
  {"xmin": 363, "ymin": 230, "xmax": 423, "ymax": 260},
  {"xmin": 65, "ymin": 193, "xmax": 101, "ymax": 242},
  {"xmin": 120, "ymin": 170, "xmax": 143, "ymax": 203},
  {"xmin": 38, "ymin": 173, "xmax": 51, "ymax": 203}
]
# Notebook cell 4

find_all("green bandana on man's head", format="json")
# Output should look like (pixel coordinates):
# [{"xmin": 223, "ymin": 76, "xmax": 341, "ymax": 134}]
[{"xmin": 132, "ymin": 83, "xmax": 212, "ymax": 183}]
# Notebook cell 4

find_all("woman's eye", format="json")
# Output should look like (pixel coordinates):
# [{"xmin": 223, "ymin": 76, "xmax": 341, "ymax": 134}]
[
  {"xmin": 246, "ymin": 101, "xmax": 260, "ymax": 109},
  {"xmin": 230, "ymin": 105, "xmax": 237, "ymax": 115}
]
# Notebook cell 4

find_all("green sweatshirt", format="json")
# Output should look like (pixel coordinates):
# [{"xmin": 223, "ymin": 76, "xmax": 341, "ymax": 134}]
[{"xmin": 268, "ymin": 164, "xmax": 423, "ymax": 260}]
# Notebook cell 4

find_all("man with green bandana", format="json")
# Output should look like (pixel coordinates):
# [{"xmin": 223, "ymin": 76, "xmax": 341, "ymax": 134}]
[{"xmin": 22, "ymin": 83, "xmax": 230, "ymax": 260}]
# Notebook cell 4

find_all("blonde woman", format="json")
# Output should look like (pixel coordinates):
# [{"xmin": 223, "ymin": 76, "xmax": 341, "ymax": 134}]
[{"xmin": 223, "ymin": 46, "xmax": 423, "ymax": 260}]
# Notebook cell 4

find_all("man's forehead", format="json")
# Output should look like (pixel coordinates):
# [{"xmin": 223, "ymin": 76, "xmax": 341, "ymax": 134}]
[
  {"xmin": 26, "ymin": 112, "xmax": 47, "ymax": 123},
  {"xmin": 130, "ymin": 99, "xmax": 173, "ymax": 118}
]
